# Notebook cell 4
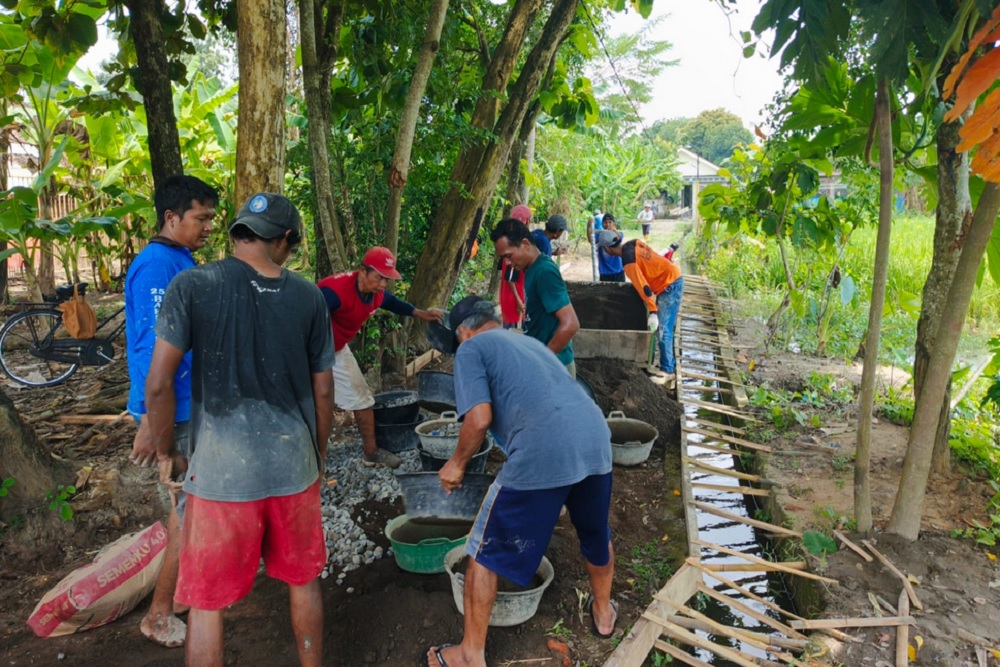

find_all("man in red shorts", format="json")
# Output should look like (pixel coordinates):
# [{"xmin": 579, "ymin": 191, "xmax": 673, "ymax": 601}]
[
  {"xmin": 496, "ymin": 204, "xmax": 532, "ymax": 329},
  {"xmin": 145, "ymin": 193, "xmax": 336, "ymax": 667}
]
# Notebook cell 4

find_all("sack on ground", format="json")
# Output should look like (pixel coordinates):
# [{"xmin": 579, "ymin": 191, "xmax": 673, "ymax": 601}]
[
  {"xmin": 58, "ymin": 285, "xmax": 97, "ymax": 339},
  {"xmin": 27, "ymin": 521, "xmax": 168, "ymax": 637}
]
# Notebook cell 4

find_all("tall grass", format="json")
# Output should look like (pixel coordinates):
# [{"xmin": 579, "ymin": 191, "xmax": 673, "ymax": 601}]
[{"xmin": 693, "ymin": 214, "xmax": 1000, "ymax": 360}]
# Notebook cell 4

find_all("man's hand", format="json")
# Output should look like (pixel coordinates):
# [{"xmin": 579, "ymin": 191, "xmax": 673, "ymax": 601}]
[
  {"xmin": 438, "ymin": 458, "xmax": 466, "ymax": 493},
  {"xmin": 129, "ymin": 417, "xmax": 157, "ymax": 467},
  {"xmin": 415, "ymin": 308, "xmax": 445, "ymax": 323},
  {"xmin": 647, "ymin": 313, "xmax": 659, "ymax": 332},
  {"xmin": 157, "ymin": 452, "xmax": 187, "ymax": 496}
]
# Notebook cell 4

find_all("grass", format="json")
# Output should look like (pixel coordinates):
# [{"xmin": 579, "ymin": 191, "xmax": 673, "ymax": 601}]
[{"xmin": 619, "ymin": 539, "xmax": 676, "ymax": 603}]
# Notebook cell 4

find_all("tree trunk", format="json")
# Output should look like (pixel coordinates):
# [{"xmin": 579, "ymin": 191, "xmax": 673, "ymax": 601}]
[
  {"xmin": 0, "ymin": 389, "xmax": 68, "ymax": 509},
  {"xmin": 887, "ymin": 182, "xmax": 1000, "ymax": 540},
  {"xmin": 854, "ymin": 77, "xmax": 893, "ymax": 537},
  {"xmin": 299, "ymin": 0, "xmax": 348, "ymax": 274},
  {"xmin": 235, "ymin": 0, "xmax": 288, "ymax": 205},
  {"xmin": 35, "ymin": 190, "xmax": 55, "ymax": 299},
  {"xmin": 522, "ymin": 124, "xmax": 535, "ymax": 204},
  {"xmin": 124, "ymin": 0, "xmax": 183, "ymax": 191},
  {"xmin": 407, "ymin": 0, "xmax": 578, "ymax": 311},
  {"xmin": 912, "ymin": 110, "xmax": 971, "ymax": 478},
  {"xmin": 386, "ymin": 0, "xmax": 450, "ymax": 256},
  {"xmin": 0, "ymin": 115, "xmax": 8, "ymax": 303}
]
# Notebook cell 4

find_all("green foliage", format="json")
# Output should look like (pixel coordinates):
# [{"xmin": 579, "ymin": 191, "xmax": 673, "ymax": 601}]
[
  {"xmin": 877, "ymin": 386, "xmax": 915, "ymax": 425},
  {"xmin": 0, "ymin": 477, "xmax": 14, "ymax": 497},
  {"xmin": 950, "ymin": 481, "xmax": 1000, "ymax": 547},
  {"xmin": 546, "ymin": 618, "xmax": 573, "ymax": 641},
  {"xmin": 677, "ymin": 108, "xmax": 753, "ymax": 166},
  {"xmin": 802, "ymin": 529, "xmax": 838, "ymax": 556},
  {"xmin": 45, "ymin": 484, "xmax": 75, "ymax": 521},
  {"xmin": 619, "ymin": 540, "xmax": 675, "ymax": 602}
]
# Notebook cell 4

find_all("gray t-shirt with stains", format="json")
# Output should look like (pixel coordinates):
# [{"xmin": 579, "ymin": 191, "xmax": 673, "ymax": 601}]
[{"xmin": 156, "ymin": 256, "xmax": 335, "ymax": 502}]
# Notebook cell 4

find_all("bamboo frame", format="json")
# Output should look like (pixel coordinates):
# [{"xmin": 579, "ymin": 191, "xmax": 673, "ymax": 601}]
[
  {"xmin": 693, "ymin": 538, "xmax": 840, "ymax": 585},
  {"xmin": 694, "ymin": 582, "xmax": 807, "ymax": 641},
  {"xmin": 790, "ymin": 616, "xmax": 914, "ymax": 629},
  {"xmin": 833, "ymin": 530, "xmax": 873, "ymax": 562},
  {"xmin": 896, "ymin": 588, "xmax": 910, "ymax": 667},
  {"xmin": 862, "ymin": 540, "xmax": 923, "ymax": 610},
  {"xmin": 679, "ymin": 369, "xmax": 743, "ymax": 385},
  {"xmin": 687, "ymin": 558, "xmax": 807, "ymax": 621},
  {"xmin": 686, "ymin": 416, "xmax": 746, "ymax": 434},
  {"xmin": 684, "ymin": 426, "xmax": 772, "ymax": 452},
  {"xmin": 680, "ymin": 398, "xmax": 758, "ymax": 421},
  {"xmin": 645, "ymin": 612, "xmax": 762, "ymax": 667},
  {"xmin": 690, "ymin": 500, "xmax": 802, "ymax": 537},
  {"xmin": 691, "ymin": 482, "xmax": 770, "ymax": 497},
  {"xmin": 684, "ymin": 457, "xmax": 762, "ymax": 482}
]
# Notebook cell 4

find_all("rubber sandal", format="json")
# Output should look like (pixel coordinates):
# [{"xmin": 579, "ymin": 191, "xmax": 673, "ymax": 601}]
[
  {"xmin": 587, "ymin": 594, "xmax": 618, "ymax": 639},
  {"xmin": 429, "ymin": 643, "xmax": 454, "ymax": 667}
]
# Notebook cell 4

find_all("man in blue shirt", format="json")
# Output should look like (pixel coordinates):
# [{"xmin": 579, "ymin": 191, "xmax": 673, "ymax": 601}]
[
  {"xmin": 125, "ymin": 174, "xmax": 218, "ymax": 648},
  {"xmin": 425, "ymin": 296, "xmax": 616, "ymax": 667},
  {"xmin": 597, "ymin": 213, "xmax": 625, "ymax": 282}
]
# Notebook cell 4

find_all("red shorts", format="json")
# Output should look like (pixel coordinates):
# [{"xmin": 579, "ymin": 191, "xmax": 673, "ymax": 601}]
[{"xmin": 175, "ymin": 481, "xmax": 326, "ymax": 610}]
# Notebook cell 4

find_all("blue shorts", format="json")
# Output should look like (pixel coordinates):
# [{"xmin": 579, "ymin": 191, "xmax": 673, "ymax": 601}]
[{"xmin": 465, "ymin": 473, "xmax": 613, "ymax": 587}]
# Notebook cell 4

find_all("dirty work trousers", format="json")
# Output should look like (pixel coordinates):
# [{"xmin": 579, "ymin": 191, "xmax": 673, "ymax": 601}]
[{"xmin": 656, "ymin": 276, "xmax": 684, "ymax": 373}]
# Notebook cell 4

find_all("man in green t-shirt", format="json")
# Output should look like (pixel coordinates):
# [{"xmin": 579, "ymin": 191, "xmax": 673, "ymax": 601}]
[{"xmin": 490, "ymin": 217, "xmax": 580, "ymax": 377}]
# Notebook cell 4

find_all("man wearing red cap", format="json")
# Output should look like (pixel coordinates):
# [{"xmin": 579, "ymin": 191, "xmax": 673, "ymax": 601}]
[{"xmin": 317, "ymin": 248, "xmax": 444, "ymax": 467}]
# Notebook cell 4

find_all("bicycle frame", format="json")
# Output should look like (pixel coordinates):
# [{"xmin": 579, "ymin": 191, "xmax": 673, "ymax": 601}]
[{"xmin": 13, "ymin": 303, "xmax": 125, "ymax": 367}]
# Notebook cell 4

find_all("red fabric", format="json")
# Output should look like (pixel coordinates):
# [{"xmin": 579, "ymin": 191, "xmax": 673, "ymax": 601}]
[
  {"xmin": 317, "ymin": 272, "xmax": 385, "ymax": 351},
  {"xmin": 498, "ymin": 260, "xmax": 525, "ymax": 326},
  {"xmin": 176, "ymin": 482, "xmax": 325, "ymax": 610}
]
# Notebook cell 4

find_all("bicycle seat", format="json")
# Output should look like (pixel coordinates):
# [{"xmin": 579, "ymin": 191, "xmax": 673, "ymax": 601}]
[{"xmin": 54, "ymin": 282, "xmax": 89, "ymax": 302}]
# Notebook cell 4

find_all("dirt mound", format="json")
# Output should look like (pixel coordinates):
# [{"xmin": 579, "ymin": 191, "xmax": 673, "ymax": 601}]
[{"xmin": 578, "ymin": 358, "xmax": 682, "ymax": 449}]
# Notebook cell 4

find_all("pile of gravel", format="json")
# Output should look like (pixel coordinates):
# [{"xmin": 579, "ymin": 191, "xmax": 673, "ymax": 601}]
[{"xmin": 318, "ymin": 427, "xmax": 423, "ymax": 585}]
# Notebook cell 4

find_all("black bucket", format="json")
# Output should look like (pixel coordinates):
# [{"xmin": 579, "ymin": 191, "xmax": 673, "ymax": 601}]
[
  {"xmin": 417, "ymin": 437, "xmax": 493, "ymax": 473},
  {"xmin": 417, "ymin": 370, "xmax": 456, "ymax": 413},
  {"xmin": 373, "ymin": 390, "xmax": 420, "ymax": 424},
  {"xmin": 375, "ymin": 413, "xmax": 428, "ymax": 453},
  {"xmin": 395, "ymin": 472, "xmax": 495, "ymax": 521}
]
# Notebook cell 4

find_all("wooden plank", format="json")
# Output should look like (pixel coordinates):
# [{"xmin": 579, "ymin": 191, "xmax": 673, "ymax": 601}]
[
  {"xmin": 405, "ymin": 349, "xmax": 440, "ymax": 377},
  {"xmin": 680, "ymin": 398, "xmax": 758, "ymax": 421},
  {"xmin": 896, "ymin": 588, "xmax": 910, "ymax": 667},
  {"xmin": 694, "ymin": 582, "xmax": 807, "ymax": 641},
  {"xmin": 685, "ymin": 426, "xmax": 772, "ymax": 452},
  {"xmin": 690, "ymin": 500, "xmax": 802, "ymax": 537},
  {"xmin": 686, "ymin": 558, "xmax": 807, "ymax": 621},
  {"xmin": 698, "ymin": 562, "xmax": 805, "ymax": 573},
  {"xmin": 58, "ymin": 413, "xmax": 127, "ymax": 424},
  {"xmin": 790, "ymin": 616, "xmax": 915, "ymax": 630},
  {"xmin": 693, "ymin": 538, "xmax": 840, "ymax": 585},
  {"xmin": 652, "ymin": 639, "xmax": 715, "ymax": 667},
  {"xmin": 679, "ymin": 369, "xmax": 743, "ymax": 385},
  {"xmin": 691, "ymin": 482, "xmax": 770, "ymax": 497},
  {"xmin": 648, "ymin": 613, "xmax": 762, "ymax": 667},
  {"xmin": 687, "ymin": 416, "xmax": 746, "ymax": 434},
  {"xmin": 833, "ymin": 530, "xmax": 873, "ymax": 562},
  {"xmin": 604, "ymin": 564, "xmax": 701, "ymax": 667},
  {"xmin": 861, "ymin": 540, "xmax": 924, "ymax": 611},
  {"xmin": 653, "ymin": 594, "xmax": 796, "ymax": 663},
  {"xmin": 682, "ymin": 385, "xmax": 735, "ymax": 396},
  {"xmin": 684, "ymin": 457, "xmax": 761, "ymax": 482}
]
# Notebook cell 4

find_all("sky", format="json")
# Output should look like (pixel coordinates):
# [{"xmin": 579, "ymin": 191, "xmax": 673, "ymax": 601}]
[{"xmin": 608, "ymin": 0, "xmax": 785, "ymax": 131}]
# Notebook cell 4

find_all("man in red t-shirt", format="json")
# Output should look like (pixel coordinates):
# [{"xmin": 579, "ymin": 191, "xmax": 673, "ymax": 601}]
[
  {"xmin": 317, "ymin": 247, "xmax": 443, "ymax": 467},
  {"xmin": 497, "ymin": 204, "xmax": 531, "ymax": 328}
]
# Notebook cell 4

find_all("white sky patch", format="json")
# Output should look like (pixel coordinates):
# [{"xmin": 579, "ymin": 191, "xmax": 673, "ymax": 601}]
[{"xmin": 608, "ymin": 0, "xmax": 786, "ymax": 130}]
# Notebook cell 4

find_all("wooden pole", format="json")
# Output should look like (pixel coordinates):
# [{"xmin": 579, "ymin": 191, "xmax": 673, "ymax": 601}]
[
  {"xmin": 693, "ymin": 538, "xmax": 840, "ymax": 585},
  {"xmin": 690, "ymin": 500, "xmax": 802, "ymax": 537},
  {"xmin": 861, "ymin": 540, "xmax": 923, "ymax": 610}
]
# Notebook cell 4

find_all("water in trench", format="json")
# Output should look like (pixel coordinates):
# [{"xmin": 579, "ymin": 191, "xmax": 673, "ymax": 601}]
[{"xmin": 679, "ymin": 346, "xmax": 798, "ymax": 665}]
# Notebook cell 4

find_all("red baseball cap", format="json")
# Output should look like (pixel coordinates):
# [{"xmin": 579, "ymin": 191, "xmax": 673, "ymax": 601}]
[
  {"xmin": 510, "ymin": 204, "xmax": 532, "ymax": 224},
  {"xmin": 363, "ymin": 246, "xmax": 402, "ymax": 280}
]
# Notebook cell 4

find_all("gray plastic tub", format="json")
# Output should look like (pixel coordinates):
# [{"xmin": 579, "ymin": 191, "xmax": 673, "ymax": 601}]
[
  {"xmin": 444, "ymin": 546, "xmax": 554, "ymax": 627},
  {"xmin": 607, "ymin": 410, "xmax": 658, "ymax": 466}
]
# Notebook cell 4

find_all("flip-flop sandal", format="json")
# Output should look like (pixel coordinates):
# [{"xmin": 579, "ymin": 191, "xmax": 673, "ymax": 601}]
[
  {"xmin": 429, "ymin": 643, "xmax": 454, "ymax": 667},
  {"xmin": 587, "ymin": 594, "xmax": 619, "ymax": 639}
]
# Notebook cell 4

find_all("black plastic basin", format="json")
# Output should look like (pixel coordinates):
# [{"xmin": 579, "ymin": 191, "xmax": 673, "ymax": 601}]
[
  {"xmin": 375, "ymin": 413, "xmax": 428, "ymax": 453},
  {"xmin": 395, "ymin": 472, "xmax": 495, "ymax": 522},
  {"xmin": 373, "ymin": 390, "xmax": 420, "ymax": 424},
  {"xmin": 417, "ymin": 370, "xmax": 457, "ymax": 413}
]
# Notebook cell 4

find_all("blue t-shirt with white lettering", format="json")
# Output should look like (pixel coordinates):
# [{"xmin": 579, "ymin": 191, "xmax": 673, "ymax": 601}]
[
  {"xmin": 125, "ymin": 240, "xmax": 195, "ymax": 421},
  {"xmin": 454, "ymin": 328, "xmax": 611, "ymax": 491}
]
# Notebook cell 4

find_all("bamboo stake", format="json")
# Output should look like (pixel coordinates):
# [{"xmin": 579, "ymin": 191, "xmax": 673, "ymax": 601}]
[
  {"xmin": 653, "ymin": 594, "xmax": 797, "ymax": 663},
  {"xmin": 833, "ymin": 530, "xmax": 873, "ymax": 562},
  {"xmin": 861, "ymin": 540, "xmax": 923, "ymax": 610},
  {"xmin": 684, "ymin": 426, "xmax": 772, "ymax": 452},
  {"xmin": 694, "ymin": 582, "xmax": 808, "ymax": 641},
  {"xmin": 679, "ymin": 369, "xmax": 743, "ymax": 385},
  {"xmin": 680, "ymin": 398, "xmax": 757, "ymax": 421},
  {"xmin": 652, "ymin": 639, "xmax": 714, "ymax": 667},
  {"xmin": 686, "ymin": 558, "xmax": 807, "ymax": 621},
  {"xmin": 685, "ymin": 441, "xmax": 740, "ymax": 456},
  {"xmin": 690, "ymin": 500, "xmax": 802, "ymax": 537},
  {"xmin": 667, "ymin": 617, "xmax": 808, "ymax": 650},
  {"xmin": 697, "ymin": 562, "xmax": 805, "ymax": 572},
  {"xmin": 684, "ymin": 457, "xmax": 762, "ymax": 482},
  {"xmin": 896, "ymin": 588, "xmax": 910, "ymax": 667},
  {"xmin": 691, "ymin": 482, "xmax": 770, "ymax": 497},
  {"xmin": 683, "ymin": 385, "xmax": 735, "ymax": 395},
  {"xmin": 644, "ymin": 612, "xmax": 761, "ymax": 667},
  {"xmin": 693, "ymin": 538, "xmax": 840, "ymax": 585},
  {"xmin": 790, "ymin": 616, "xmax": 914, "ymax": 630},
  {"xmin": 687, "ymin": 416, "xmax": 746, "ymax": 434}
]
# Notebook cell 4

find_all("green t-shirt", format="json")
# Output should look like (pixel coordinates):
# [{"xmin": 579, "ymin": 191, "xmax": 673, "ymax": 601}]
[{"xmin": 523, "ymin": 253, "xmax": 574, "ymax": 366}]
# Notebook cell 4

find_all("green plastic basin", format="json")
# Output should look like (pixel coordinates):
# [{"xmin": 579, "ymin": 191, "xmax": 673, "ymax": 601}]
[{"xmin": 384, "ymin": 514, "xmax": 471, "ymax": 574}]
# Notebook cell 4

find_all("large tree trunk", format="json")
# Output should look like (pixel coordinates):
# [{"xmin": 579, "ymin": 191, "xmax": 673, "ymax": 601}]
[
  {"xmin": 0, "ymin": 114, "xmax": 8, "ymax": 303},
  {"xmin": 124, "ymin": 0, "xmax": 183, "ymax": 191},
  {"xmin": 887, "ymin": 182, "xmax": 1000, "ymax": 540},
  {"xmin": 0, "ymin": 389, "xmax": 68, "ymax": 509},
  {"xmin": 235, "ymin": 0, "xmax": 288, "ymax": 205},
  {"xmin": 386, "ymin": 0, "xmax": 450, "ymax": 256},
  {"xmin": 35, "ymin": 190, "xmax": 56, "ymax": 299},
  {"xmin": 299, "ymin": 0, "xmax": 348, "ymax": 275},
  {"xmin": 854, "ymin": 78, "xmax": 893, "ymax": 537},
  {"xmin": 912, "ymin": 110, "xmax": 971, "ymax": 477},
  {"xmin": 407, "ymin": 0, "xmax": 577, "ymax": 311}
]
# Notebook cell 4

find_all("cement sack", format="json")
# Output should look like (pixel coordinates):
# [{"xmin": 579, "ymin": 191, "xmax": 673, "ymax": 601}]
[{"xmin": 27, "ymin": 521, "xmax": 167, "ymax": 637}]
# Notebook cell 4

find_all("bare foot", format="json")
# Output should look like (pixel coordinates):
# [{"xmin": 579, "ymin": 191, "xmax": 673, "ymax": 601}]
[
  {"xmin": 426, "ymin": 643, "xmax": 485, "ymax": 667},
  {"xmin": 140, "ymin": 612, "xmax": 186, "ymax": 648}
]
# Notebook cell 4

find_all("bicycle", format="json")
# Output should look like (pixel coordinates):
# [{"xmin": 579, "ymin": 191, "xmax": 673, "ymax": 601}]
[{"xmin": 0, "ymin": 282, "xmax": 126, "ymax": 387}]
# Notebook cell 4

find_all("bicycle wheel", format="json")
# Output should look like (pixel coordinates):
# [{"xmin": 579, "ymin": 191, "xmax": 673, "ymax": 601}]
[{"xmin": 0, "ymin": 309, "xmax": 79, "ymax": 387}]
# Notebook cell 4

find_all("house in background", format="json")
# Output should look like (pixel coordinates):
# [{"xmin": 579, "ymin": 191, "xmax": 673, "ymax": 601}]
[{"xmin": 675, "ymin": 147, "xmax": 725, "ymax": 220}]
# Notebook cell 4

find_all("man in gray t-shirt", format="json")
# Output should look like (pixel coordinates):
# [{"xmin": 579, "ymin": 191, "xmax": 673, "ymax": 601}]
[
  {"xmin": 146, "ymin": 193, "xmax": 335, "ymax": 667},
  {"xmin": 426, "ymin": 296, "xmax": 617, "ymax": 667}
]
